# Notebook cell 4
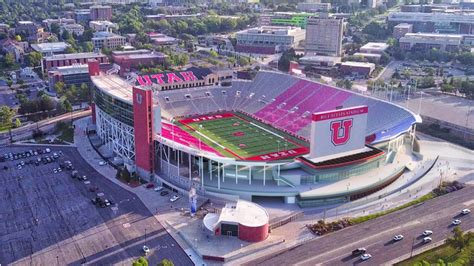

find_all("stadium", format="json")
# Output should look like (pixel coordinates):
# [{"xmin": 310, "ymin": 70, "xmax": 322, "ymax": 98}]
[{"xmin": 87, "ymin": 60, "xmax": 421, "ymax": 207}]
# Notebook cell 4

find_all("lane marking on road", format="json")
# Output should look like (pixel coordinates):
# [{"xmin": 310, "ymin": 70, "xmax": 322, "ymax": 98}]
[
  {"xmin": 463, "ymin": 199, "xmax": 474, "ymax": 207},
  {"xmin": 294, "ymin": 220, "xmax": 422, "ymax": 266}
]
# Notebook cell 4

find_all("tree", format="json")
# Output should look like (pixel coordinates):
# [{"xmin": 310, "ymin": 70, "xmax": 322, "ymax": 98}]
[
  {"xmin": 15, "ymin": 35, "xmax": 21, "ymax": 42},
  {"xmin": 157, "ymin": 259, "xmax": 174, "ymax": 266},
  {"xmin": 27, "ymin": 51, "xmax": 43, "ymax": 67},
  {"xmin": 238, "ymin": 56, "xmax": 250, "ymax": 66},
  {"xmin": 4, "ymin": 53, "xmax": 15, "ymax": 66},
  {"xmin": 445, "ymin": 227, "xmax": 474, "ymax": 251},
  {"xmin": 132, "ymin": 257, "xmax": 149, "ymax": 266},
  {"xmin": 54, "ymin": 82, "xmax": 65, "ymax": 95},
  {"xmin": 61, "ymin": 30, "xmax": 70, "ymax": 41},
  {"xmin": 14, "ymin": 118, "xmax": 21, "ymax": 128},
  {"xmin": 0, "ymin": 106, "xmax": 15, "ymax": 128},
  {"xmin": 39, "ymin": 94, "xmax": 55, "ymax": 111}
]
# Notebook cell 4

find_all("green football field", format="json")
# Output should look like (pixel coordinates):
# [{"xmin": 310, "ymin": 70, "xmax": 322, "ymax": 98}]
[{"xmin": 178, "ymin": 113, "xmax": 309, "ymax": 160}]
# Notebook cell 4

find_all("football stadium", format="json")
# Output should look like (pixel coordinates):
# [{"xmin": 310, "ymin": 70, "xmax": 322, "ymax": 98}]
[{"xmin": 88, "ymin": 60, "xmax": 421, "ymax": 207}]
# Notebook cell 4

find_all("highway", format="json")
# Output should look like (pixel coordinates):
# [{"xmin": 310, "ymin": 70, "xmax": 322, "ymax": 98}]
[{"xmin": 247, "ymin": 185, "xmax": 474, "ymax": 266}]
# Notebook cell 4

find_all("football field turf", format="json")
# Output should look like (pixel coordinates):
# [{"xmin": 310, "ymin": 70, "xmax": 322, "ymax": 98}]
[{"xmin": 178, "ymin": 113, "xmax": 309, "ymax": 161}]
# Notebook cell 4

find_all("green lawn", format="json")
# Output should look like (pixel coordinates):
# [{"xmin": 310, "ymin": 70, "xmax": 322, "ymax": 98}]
[
  {"xmin": 178, "ymin": 113, "xmax": 307, "ymax": 160},
  {"xmin": 396, "ymin": 241, "xmax": 474, "ymax": 266},
  {"xmin": 350, "ymin": 192, "xmax": 435, "ymax": 224}
]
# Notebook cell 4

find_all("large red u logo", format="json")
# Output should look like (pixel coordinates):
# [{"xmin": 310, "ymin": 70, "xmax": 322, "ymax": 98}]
[{"xmin": 330, "ymin": 119, "xmax": 353, "ymax": 146}]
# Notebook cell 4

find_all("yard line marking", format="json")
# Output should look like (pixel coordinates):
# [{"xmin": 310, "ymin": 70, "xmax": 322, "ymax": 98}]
[{"xmin": 249, "ymin": 122, "xmax": 285, "ymax": 140}]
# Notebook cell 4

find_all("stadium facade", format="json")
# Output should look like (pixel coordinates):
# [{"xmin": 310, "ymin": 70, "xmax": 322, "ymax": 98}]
[{"xmin": 88, "ymin": 60, "xmax": 421, "ymax": 207}]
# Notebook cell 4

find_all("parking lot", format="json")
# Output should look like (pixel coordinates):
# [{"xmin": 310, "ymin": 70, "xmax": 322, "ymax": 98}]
[{"xmin": 0, "ymin": 145, "xmax": 192, "ymax": 265}]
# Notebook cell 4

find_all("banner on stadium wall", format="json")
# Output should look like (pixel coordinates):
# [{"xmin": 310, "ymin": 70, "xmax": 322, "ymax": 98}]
[{"xmin": 309, "ymin": 106, "xmax": 368, "ymax": 158}]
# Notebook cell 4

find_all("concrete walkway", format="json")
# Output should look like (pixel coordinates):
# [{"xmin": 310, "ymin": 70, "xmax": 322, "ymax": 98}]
[{"xmin": 74, "ymin": 117, "xmax": 204, "ymax": 266}]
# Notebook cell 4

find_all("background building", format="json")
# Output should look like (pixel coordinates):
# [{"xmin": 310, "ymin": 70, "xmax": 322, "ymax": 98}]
[
  {"xmin": 48, "ymin": 64, "xmax": 91, "ymax": 91},
  {"xmin": 111, "ymin": 49, "xmax": 167, "ymax": 75},
  {"xmin": 31, "ymin": 42, "xmax": 70, "ymax": 56},
  {"xmin": 235, "ymin": 26, "xmax": 305, "ymax": 54},
  {"xmin": 340, "ymin": 61, "xmax": 375, "ymax": 77},
  {"xmin": 42, "ymin": 52, "xmax": 108, "ymax": 72},
  {"xmin": 399, "ymin": 33, "xmax": 464, "ymax": 52},
  {"xmin": 305, "ymin": 14, "xmax": 344, "ymax": 57},
  {"xmin": 388, "ymin": 12, "xmax": 474, "ymax": 34},
  {"xmin": 61, "ymin": 23, "xmax": 85, "ymax": 36},
  {"xmin": 75, "ymin": 9, "xmax": 91, "ymax": 23},
  {"xmin": 393, "ymin": 23, "xmax": 413, "ymax": 39},
  {"xmin": 90, "ymin": 5, "xmax": 113, "ymax": 21},
  {"xmin": 297, "ymin": 1, "xmax": 331, "ymax": 12},
  {"xmin": 89, "ymin": 20, "xmax": 118, "ymax": 32},
  {"xmin": 359, "ymin": 42, "xmax": 389, "ymax": 54},
  {"xmin": 92, "ymin": 31, "xmax": 126, "ymax": 50}
]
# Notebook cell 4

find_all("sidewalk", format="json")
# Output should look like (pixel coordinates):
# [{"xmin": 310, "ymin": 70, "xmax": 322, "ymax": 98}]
[{"xmin": 74, "ymin": 117, "xmax": 205, "ymax": 266}]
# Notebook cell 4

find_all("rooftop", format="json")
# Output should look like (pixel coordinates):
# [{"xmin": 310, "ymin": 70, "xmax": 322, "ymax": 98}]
[
  {"xmin": 44, "ymin": 52, "xmax": 106, "ymax": 61},
  {"xmin": 360, "ymin": 42, "xmax": 389, "ymax": 51},
  {"xmin": 237, "ymin": 26, "xmax": 304, "ymax": 36},
  {"xmin": 401, "ymin": 33, "xmax": 464, "ymax": 39},
  {"xmin": 31, "ymin": 42, "xmax": 70, "ymax": 53},
  {"xmin": 49, "ymin": 64, "xmax": 89, "ymax": 75},
  {"xmin": 204, "ymin": 200, "xmax": 269, "ymax": 231},
  {"xmin": 341, "ymin": 61, "xmax": 376, "ymax": 68},
  {"xmin": 91, "ymin": 74, "xmax": 133, "ymax": 103},
  {"xmin": 93, "ymin": 31, "xmax": 124, "ymax": 39}
]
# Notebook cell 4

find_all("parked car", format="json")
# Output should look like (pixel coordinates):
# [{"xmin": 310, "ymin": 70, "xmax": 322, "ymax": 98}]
[
  {"xmin": 142, "ymin": 245, "xmax": 150, "ymax": 254},
  {"xmin": 154, "ymin": 186, "xmax": 164, "ymax": 192},
  {"xmin": 170, "ymin": 195, "xmax": 180, "ymax": 202},
  {"xmin": 423, "ymin": 237, "xmax": 432, "ymax": 243},
  {"xmin": 160, "ymin": 191, "xmax": 169, "ymax": 196},
  {"xmin": 145, "ymin": 183, "xmax": 155, "ymax": 189},
  {"xmin": 461, "ymin": 209, "xmax": 471, "ymax": 215},
  {"xmin": 452, "ymin": 219, "xmax": 461, "ymax": 226}
]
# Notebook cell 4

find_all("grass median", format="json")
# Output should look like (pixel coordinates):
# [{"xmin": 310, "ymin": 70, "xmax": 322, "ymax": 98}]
[{"xmin": 350, "ymin": 192, "xmax": 435, "ymax": 224}]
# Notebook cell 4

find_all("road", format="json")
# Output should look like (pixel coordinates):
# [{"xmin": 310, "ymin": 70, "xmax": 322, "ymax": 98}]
[
  {"xmin": 246, "ymin": 185, "xmax": 474, "ymax": 266},
  {"xmin": 0, "ymin": 110, "xmax": 91, "ymax": 144},
  {"xmin": 374, "ymin": 60, "xmax": 402, "ymax": 82}
]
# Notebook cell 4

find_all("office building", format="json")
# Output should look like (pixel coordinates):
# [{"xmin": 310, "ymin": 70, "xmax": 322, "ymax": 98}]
[
  {"xmin": 297, "ymin": 2, "xmax": 331, "ymax": 12},
  {"xmin": 399, "ymin": 33, "xmax": 464, "ymax": 52},
  {"xmin": 75, "ymin": 9, "xmax": 91, "ymax": 23},
  {"xmin": 387, "ymin": 12, "xmax": 474, "ymax": 34},
  {"xmin": 305, "ymin": 15, "xmax": 344, "ymax": 57},
  {"xmin": 92, "ymin": 31, "xmax": 126, "ymax": 50},
  {"xmin": 31, "ymin": 42, "xmax": 70, "ymax": 55},
  {"xmin": 235, "ymin": 26, "xmax": 305, "ymax": 54},
  {"xmin": 393, "ymin": 23, "xmax": 413, "ymax": 39},
  {"xmin": 340, "ymin": 61, "xmax": 375, "ymax": 77},
  {"xmin": 359, "ymin": 42, "xmax": 389, "ymax": 54},
  {"xmin": 89, "ymin": 20, "xmax": 118, "ymax": 32},
  {"xmin": 61, "ymin": 23, "xmax": 85, "ymax": 36},
  {"xmin": 111, "ymin": 49, "xmax": 167, "ymax": 75},
  {"xmin": 42, "ymin": 52, "xmax": 108, "ymax": 72},
  {"xmin": 90, "ymin": 5, "xmax": 113, "ymax": 21},
  {"xmin": 48, "ymin": 64, "xmax": 91, "ymax": 91}
]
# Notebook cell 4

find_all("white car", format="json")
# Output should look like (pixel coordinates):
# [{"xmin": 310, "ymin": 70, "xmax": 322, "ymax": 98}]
[
  {"xmin": 452, "ymin": 219, "xmax": 461, "ymax": 226},
  {"xmin": 154, "ymin": 186, "xmax": 164, "ymax": 192},
  {"xmin": 393, "ymin": 235, "xmax": 404, "ymax": 241},
  {"xmin": 98, "ymin": 161, "xmax": 106, "ymax": 166},
  {"xmin": 461, "ymin": 209, "xmax": 471, "ymax": 215},
  {"xmin": 360, "ymin": 253, "xmax": 372, "ymax": 261},
  {"xmin": 422, "ymin": 230, "xmax": 433, "ymax": 236},
  {"xmin": 170, "ymin": 195, "xmax": 180, "ymax": 202},
  {"xmin": 423, "ymin": 237, "xmax": 432, "ymax": 243},
  {"xmin": 45, "ymin": 148, "xmax": 51, "ymax": 153},
  {"xmin": 142, "ymin": 245, "xmax": 150, "ymax": 253}
]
